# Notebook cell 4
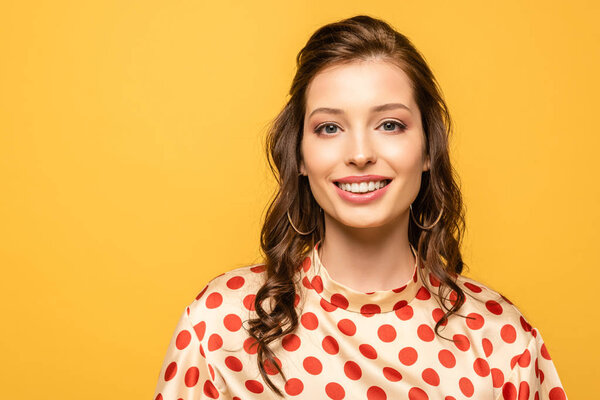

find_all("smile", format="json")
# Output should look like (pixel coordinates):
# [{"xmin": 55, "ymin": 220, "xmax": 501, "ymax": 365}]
[
  {"xmin": 332, "ymin": 179, "xmax": 392, "ymax": 204},
  {"xmin": 334, "ymin": 179, "xmax": 391, "ymax": 194}
]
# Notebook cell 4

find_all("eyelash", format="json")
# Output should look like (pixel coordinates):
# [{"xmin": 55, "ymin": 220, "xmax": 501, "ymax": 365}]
[{"xmin": 313, "ymin": 120, "xmax": 407, "ymax": 136}]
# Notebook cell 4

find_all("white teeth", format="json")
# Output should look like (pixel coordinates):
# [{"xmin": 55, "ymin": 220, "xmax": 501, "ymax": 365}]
[{"xmin": 336, "ymin": 180, "xmax": 389, "ymax": 194}]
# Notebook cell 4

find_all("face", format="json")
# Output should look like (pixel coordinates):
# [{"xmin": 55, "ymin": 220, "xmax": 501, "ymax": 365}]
[{"xmin": 300, "ymin": 59, "xmax": 430, "ymax": 229}]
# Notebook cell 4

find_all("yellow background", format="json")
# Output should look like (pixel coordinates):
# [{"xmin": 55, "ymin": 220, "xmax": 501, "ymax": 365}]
[{"xmin": 0, "ymin": 1, "xmax": 596, "ymax": 398}]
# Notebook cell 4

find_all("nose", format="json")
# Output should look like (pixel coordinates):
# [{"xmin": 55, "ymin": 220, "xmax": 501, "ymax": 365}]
[{"xmin": 345, "ymin": 129, "xmax": 376, "ymax": 168}]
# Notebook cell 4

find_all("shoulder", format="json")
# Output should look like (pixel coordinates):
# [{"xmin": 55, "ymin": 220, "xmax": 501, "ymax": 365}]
[
  {"xmin": 184, "ymin": 263, "xmax": 268, "ymax": 349},
  {"xmin": 449, "ymin": 273, "xmax": 537, "ymax": 354}
]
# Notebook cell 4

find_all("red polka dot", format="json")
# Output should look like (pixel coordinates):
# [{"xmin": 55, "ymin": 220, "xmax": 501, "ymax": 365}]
[
  {"xmin": 549, "ymin": 387, "xmax": 567, "ymax": 400},
  {"xmin": 337, "ymin": 319, "xmax": 357, "ymax": 336},
  {"xmin": 453, "ymin": 334, "xmax": 471, "ymax": 351},
  {"xmin": 301, "ymin": 312, "xmax": 319, "ymax": 330},
  {"xmin": 473, "ymin": 358, "xmax": 490, "ymax": 377},
  {"xmin": 393, "ymin": 299, "xmax": 408, "ymax": 310},
  {"xmin": 501, "ymin": 324, "xmax": 517, "ymax": 343},
  {"xmin": 176, "ymin": 330, "xmax": 192, "ymax": 350},
  {"xmin": 422, "ymin": 368, "xmax": 440, "ymax": 386},
  {"xmin": 243, "ymin": 294, "xmax": 256, "ymax": 311},
  {"xmin": 155, "ymin": 395, "xmax": 162, "ymax": 400},
  {"xmin": 520, "ymin": 316, "xmax": 533, "ymax": 332},
  {"xmin": 302, "ymin": 276, "xmax": 311, "ymax": 290},
  {"xmin": 208, "ymin": 363, "xmax": 215, "ymax": 381},
  {"xmin": 302, "ymin": 256, "xmax": 311, "ymax": 272},
  {"xmin": 225, "ymin": 355, "xmax": 243, "ymax": 371},
  {"xmin": 502, "ymin": 382, "xmax": 517, "ymax": 400},
  {"xmin": 466, "ymin": 312, "xmax": 484, "ymax": 330},
  {"xmin": 518, "ymin": 349, "xmax": 531, "ymax": 368},
  {"xmin": 311, "ymin": 276, "xmax": 324, "ymax": 293},
  {"xmin": 359, "ymin": 344, "xmax": 378, "ymax": 359},
  {"xmin": 464, "ymin": 282, "xmax": 482, "ymax": 293},
  {"xmin": 378, "ymin": 324, "xmax": 397, "ymax": 342},
  {"xmin": 344, "ymin": 360, "xmax": 362, "ymax": 380},
  {"xmin": 199, "ymin": 343, "xmax": 205, "ymax": 358},
  {"xmin": 184, "ymin": 367, "xmax": 200, "ymax": 387},
  {"xmin": 367, "ymin": 386, "xmax": 387, "ymax": 400},
  {"xmin": 243, "ymin": 337, "xmax": 258, "ymax": 354},
  {"xmin": 399, "ymin": 347, "xmax": 418, "ymax": 365},
  {"xmin": 432, "ymin": 308, "xmax": 447, "ymax": 325},
  {"xmin": 282, "ymin": 333, "xmax": 301, "ymax": 351},
  {"xmin": 408, "ymin": 387, "xmax": 429, "ymax": 400},
  {"xmin": 250, "ymin": 264, "xmax": 265, "ymax": 273},
  {"xmin": 417, "ymin": 324, "xmax": 435, "ymax": 342},
  {"xmin": 416, "ymin": 286, "xmax": 431, "ymax": 300},
  {"xmin": 518, "ymin": 381, "xmax": 530, "ymax": 400},
  {"xmin": 383, "ymin": 367, "xmax": 403, "ymax": 382},
  {"xmin": 395, "ymin": 305, "xmax": 414, "ymax": 320},
  {"xmin": 207, "ymin": 334, "xmax": 223, "ymax": 351},
  {"xmin": 285, "ymin": 378, "xmax": 304, "ymax": 396},
  {"xmin": 449, "ymin": 290, "xmax": 458, "ymax": 306},
  {"xmin": 482, "ymin": 338, "xmax": 494, "ymax": 357},
  {"xmin": 264, "ymin": 357, "xmax": 283, "ymax": 375},
  {"xmin": 541, "ymin": 343, "xmax": 552, "ymax": 360},
  {"xmin": 205, "ymin": 292, "xmax": 223, "ymax": 309},
  {"xmin": 429, "ymin": 273, "xmax": 441, "ymax": 287},
  {"xmin": 491, "ymin": 368, "xmax": 504, "ymax": 388},
  {"xmin": 223, "ymin": 314, "xmax": 242, "ymax": 331},
  {"xmin": 164, "ymin": 361, "xmax": 177, "ymax": 381},
  {"xmin": 322, "ymin": 335, "xmax": 340, "ymax": 355},
  {"xmin": 486, "ymin": 300, "xmax": 503, "ymax": 315},
  {"xmin": 196, "ymin": 285, "xmax": 208, "ymax": 300},
  {"xmin": 226, "ymin": 275, "xmax": 245, "ymax": 290},
  {"xmin": 325, "ymin": 382, "xmax": 345, "ymax": 400},
  {"xmin": 393, "ymin": 284, "xmax": 407, "ymax": 293},
  {"xmin": 438, "ymin": 349, "xmax": 456, "ymax": 368},
  {"xmin": 500, "ymin": 293, "xmax": 514, "ymax": 305},
  {"xmin": 303, "ymin": 356, "xmax": 323, "ymax": 375},
  {"xmin": 193, "ymin": 321, "xmax": 206, "ymax": 341},
  {"xmin": 203, "ymin": 380, "xmax": 220, "ymax": 398},
  {"xmin": 320, "ymin": 298, "xmax": 338, "ymax": 312},
  {"xmin": 294, "ymin": 293, "xmax": 300, "ymax": 307},
  {"xmin": 459, "ymin": 377, "xmax": 474, "ymax": 397},
  {"xmin": 360, "ymin": 304, "xmax": 381, "ymax": 317},
  {"xmin": 245, "ymin": 379, "xmax": 264, "ymax": 393},
  {"xmin": 510, "ymin": 354, "xmax": 520, "ymax": 369},
  {"xmin": 330, "ymin": 293, "xmax": 349, "ymax": 309},
  {"xmin": 445, "ymin": 397, "xmax": 456, "ymax": 400}
]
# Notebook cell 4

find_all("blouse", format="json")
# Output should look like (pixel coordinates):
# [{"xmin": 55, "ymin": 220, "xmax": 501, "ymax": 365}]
[{"xmin": 153, "ymin": 241, "xmax": 567, "ymax": 399}]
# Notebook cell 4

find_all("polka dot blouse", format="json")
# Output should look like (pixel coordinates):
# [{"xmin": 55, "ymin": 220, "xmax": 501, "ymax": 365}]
[{"xmin": 154, "ymin": 241, "xmax": 567, "ymax": 399}]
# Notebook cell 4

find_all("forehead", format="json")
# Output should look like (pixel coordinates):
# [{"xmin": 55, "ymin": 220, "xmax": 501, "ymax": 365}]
[{"xmin": 304, "ymin": 60, "xmax": 416, "ymax": 113}]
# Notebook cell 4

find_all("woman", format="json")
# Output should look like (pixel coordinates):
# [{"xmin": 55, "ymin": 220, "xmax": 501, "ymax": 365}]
[{"xmin": 154, "ymin": 15, "xmax": 567, "ymax": 400}]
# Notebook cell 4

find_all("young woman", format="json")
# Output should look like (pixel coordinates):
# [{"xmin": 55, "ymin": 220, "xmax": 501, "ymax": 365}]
[{"xmin": 154, "ymin": 15, "xmax": 567, "ymax": 400}]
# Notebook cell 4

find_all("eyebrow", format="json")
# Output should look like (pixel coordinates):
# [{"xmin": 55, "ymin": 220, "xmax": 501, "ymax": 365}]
[{"xmin": 308, "ymin": 102, "xmax": 411, "ymax": 119}]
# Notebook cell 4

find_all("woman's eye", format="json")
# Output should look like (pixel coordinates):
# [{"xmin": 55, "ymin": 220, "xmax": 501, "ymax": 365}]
[
  {"xmin": 314, "ymin": 123, "xmax": 340, "ymax": 135},
  {"xmin": 379, "ymin": 120, "xmax": 407, "ymax": 132}
]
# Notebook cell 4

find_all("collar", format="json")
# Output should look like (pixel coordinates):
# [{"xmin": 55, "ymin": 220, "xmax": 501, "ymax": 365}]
[{"xmin": 299, "ymin": 240, "xmax": 426, "ymax": 315}]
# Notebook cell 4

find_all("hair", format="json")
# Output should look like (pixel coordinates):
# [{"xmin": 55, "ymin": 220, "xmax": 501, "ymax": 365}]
[{"xmin": 246, "ymin": 14, "xmax": 469, "ymax": 397}]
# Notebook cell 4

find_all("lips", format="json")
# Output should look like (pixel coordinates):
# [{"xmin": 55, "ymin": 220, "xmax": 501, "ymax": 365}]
[{"xmin": 333, "ymin": 174, "xmax": 393, "ymax": 184}]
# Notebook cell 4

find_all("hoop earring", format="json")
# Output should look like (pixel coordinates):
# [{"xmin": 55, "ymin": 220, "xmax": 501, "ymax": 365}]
[
  {"xmin": 410, "ymin": 203, "xmax": 443, "ymax": 230},
  {"xmin": 287, "ymin": 206, "xmax": 321, "ymax": 235}
]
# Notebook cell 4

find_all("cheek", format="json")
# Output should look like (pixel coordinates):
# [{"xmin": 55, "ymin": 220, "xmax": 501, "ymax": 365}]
[
  {"xmin": 302, "ymin": 140, "xmax": 338, "ymax": 176},
  {"xmin": 381, "ymin": 140, "xmax": 423, "ymax": 172}
]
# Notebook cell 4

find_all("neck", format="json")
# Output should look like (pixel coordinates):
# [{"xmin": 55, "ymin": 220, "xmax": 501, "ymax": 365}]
[{"xmin": 319, "ymin": 211, "xmax": 416, "ymax": 292}]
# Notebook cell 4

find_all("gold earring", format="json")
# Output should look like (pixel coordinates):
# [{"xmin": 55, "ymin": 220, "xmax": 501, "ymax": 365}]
[{"xmin": 410, "ymin": 203, "xmax": 443, "ymax": 230}]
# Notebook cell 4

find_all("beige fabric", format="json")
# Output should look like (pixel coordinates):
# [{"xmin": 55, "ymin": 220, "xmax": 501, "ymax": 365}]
[{"xmin": 154, "ymin": 241, "xmax": 567, "ymax": 399}]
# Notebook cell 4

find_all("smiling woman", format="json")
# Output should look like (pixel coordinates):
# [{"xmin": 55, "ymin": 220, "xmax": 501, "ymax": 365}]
[{"xmin": 153, "ymin": 15, "xmax": 568, "ymax": 400}]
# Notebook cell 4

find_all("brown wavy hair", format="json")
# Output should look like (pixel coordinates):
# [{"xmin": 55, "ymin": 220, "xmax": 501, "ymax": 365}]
[{"xmin": 246, "ymin": 14, "xmax": 469, "ymax": 397}]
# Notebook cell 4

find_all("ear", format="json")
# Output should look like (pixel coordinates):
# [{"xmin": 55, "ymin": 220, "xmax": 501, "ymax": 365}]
[
  {"xmin": 299, "ymin": 159, "xmax": 306, "ymax": 176},
  {"xmin": 423, "ymin": 155, "xmax": 431, "ymax": 172}
]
